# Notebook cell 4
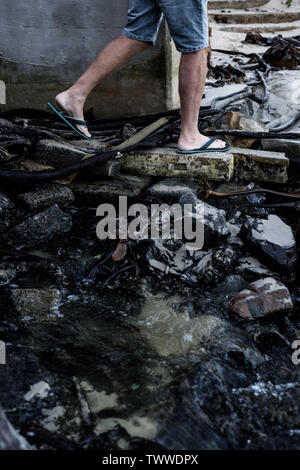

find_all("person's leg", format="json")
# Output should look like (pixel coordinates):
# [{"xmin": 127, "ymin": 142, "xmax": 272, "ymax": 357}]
[
  {"xmin": 158, "ymin": 0, "xmax": 227, "ymax": 150},
  {"xmin": 177, "ymin": 49, "xmax": 226, "ymax": 150},
  {"xmin": 55, "ymin": 36, "xmax": 150, "ymax": 138}
]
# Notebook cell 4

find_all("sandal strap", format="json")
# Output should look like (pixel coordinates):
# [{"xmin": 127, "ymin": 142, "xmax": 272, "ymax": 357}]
[
  {"xmin": 200, "ymin": 138, "xmax": 216, "ymax": 150},
  {"xmin": 62, "ymin": 114, "xmax": 88, "ymax": 127}
]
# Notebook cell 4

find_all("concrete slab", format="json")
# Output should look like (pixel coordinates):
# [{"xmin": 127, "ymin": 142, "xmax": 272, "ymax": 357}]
[
  {"xmin": 232, "ymin": 147, "xmax": 288, "ymax": 183},
  {"xmin": 121, "ymin": 147, "xmax": 234, "ymax": 181},
  {"xmin": 262, "ymin": 139, "xmax": 300, "ymax": 160}
]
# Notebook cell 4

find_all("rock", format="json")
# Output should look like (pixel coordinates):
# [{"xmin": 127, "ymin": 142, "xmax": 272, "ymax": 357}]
[
  {"xmin": 0, "ymin": 406, "xmax": 32, "ymax": 450},
  {"xmin": 90, "ymin": 160, "xmax": 121, "ymax": 177},
  {"xmin": 228, "ymin": 277, "xmax": 293, "ymax": 320},
  {"xmin": 0, "ymin": 191, "xmax": 14, "ymax": 215},
  {"xmin": 233, "ymin": 116, "xmax": 269, "ymax": 148},
  {"xmin": 0, "ymin": 263, "xmax": 18, "ymax": 286},
  {"xmin": 35, "ymin": 139, "xmax": 87, "ymax": 168},
  {"xmin": 179, "ymin": 190, "xmax": 229, "ymax": 247},
  {"xmin": 121, "ymin": 147, "xmax": 234, "ymax": 181},
  {"xmin": 11, "ymin": 288, "xmax": 62, "ymax": 320},
  {"xmin": 147, "ymin": 239, "xmax": 239, "ymax": 286},
  {"xmin": 18, "ymin": 183, "xmax": 74, "ymax": 210},
  {"xmin": 0, "ymin": 191, "xmax": 16, "ymax": 232},
  {"xmin": 241, "ymin": 214, "xmax": 297, "ymax": 273},
  {"xmin": 235, "ymin": 256, "xmax": 274, "ymax": 282},
  {"xmin": 71, "ymin": 174, "xmax": 152, "ymax": 205},
  {"xmin": 15, "ymin": 159, "xmax": 55, "ymax": 172},
  {"xmin": 1, "ymin": 204, "xmax": 73, "ymax": 249},
  {"xmin": 147, "ymin": 178, "xmax": 199, "ymax": 202},
  {"xmin": 0, "ymin": 118, "xmax": 13, "ymax": 128},
  {"xmin": 232, "ymin": 147, "xmax": 288, "ymax": 183}
]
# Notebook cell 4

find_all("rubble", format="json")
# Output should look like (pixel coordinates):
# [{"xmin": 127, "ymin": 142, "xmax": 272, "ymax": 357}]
[
  {"xmin": 18, "ymin": 183, "xmax": 74, "ymax": 210},
  {"xmin": 11, "ymin": 288, "xmax": 62, "ymax": 320},
  {"xmin": 147, "ymin": 178, "xmax": 199, "ymax": 202},
  {"xmin": 1, "ymin": 204, "xmax": 73, "ymax": 249},
  {"xmin": 228, "ymin": 277, "xmax": 293, "ymax": 320},
  {"xmin": 179, "ymin": 190, "xmax": 230, "ymax": 247},
  {"xmin": 241, "ymin": 214, "xmax": 297, "ymax": 273},
  {"xmin": 232, "ymin": 147, "xmax": 288, "ymax": 183},
  {"xmin": 0, "ymin": 406, "xmax": 32, "ymax": 450},
  {"xmin": 71, "ymin": 174, "xmax": 152, "ymax": 205},
  {"xmin": 35, "ymin": 139, "xmax": 87, "ymax": 168}
]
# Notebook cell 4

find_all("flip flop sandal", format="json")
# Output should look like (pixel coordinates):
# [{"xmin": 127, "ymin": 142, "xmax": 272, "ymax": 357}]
[
  {"xmin": 176, "ymin": 138, "xmax": 230, "ymax": 154},
  {"xmin": 47, "ymin": 102, "xmax": 94, "ymax": 141}
]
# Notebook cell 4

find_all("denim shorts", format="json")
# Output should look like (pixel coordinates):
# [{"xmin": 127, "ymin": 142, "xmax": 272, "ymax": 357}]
[{"xmin": 122, "ymin": 0, "xmax": 209, "ymax": 53}]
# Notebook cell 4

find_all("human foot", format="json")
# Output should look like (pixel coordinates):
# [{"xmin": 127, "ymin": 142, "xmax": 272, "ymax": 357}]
[
  {"xmin": 178, "ymin": 133, "xmax": 227, "ymax": 152},
  {"xmin": 54, "ymin": 90, "xmax": 92, "ymax": 138}
]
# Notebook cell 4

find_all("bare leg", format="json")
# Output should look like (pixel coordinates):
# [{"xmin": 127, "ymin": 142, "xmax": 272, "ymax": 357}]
[
  {"xmin": 177, "ymin": 48, "xmax": 226, "ymax": 151},
  {"xmin": 55, "ymin": 36, "xmax": 150, "ymax": 137}
]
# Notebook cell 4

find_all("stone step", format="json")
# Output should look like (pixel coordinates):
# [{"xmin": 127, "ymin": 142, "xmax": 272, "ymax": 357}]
[
  {"xmin": 208, "ymin": 0, "xmax": 269, "ymax": 10},
  {"xmin": 210, "ymin": 10, "xmax": 300, "ymax": 25},
  {"xmin": 120, "ymin": 146, "xmax": 288, "ymax": 183},
  {"xmin": 121, "ymin": 147, "xmax": 234, "ymax": 182}
]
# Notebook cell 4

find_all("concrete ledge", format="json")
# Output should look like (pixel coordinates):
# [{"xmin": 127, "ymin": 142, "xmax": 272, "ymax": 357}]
[
  {"xmin": 211, "ymin": 11, "xmax": 300, "ymax": 24},
  {"xmin": 208, "ymin": 0, "xmax": 268, "ymax": 9},
  {"xmin": 121, "ymin": 147, "xmax": 234, "ymax": 181}
]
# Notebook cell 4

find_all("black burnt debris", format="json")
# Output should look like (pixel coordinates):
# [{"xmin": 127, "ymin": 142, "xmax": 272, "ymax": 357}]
[{"xmin": 0, "ymin": 35, "xmax": 300, "ymax": 452}]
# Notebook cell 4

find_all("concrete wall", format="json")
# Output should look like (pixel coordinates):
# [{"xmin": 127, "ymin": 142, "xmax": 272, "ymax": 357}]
[{"xmin": 0, "ymin": 0, "xmax": 180, "ymax": 118}]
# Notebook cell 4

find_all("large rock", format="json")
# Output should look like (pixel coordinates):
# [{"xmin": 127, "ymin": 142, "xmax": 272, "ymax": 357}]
[
  {"xmin": 228, "ymin": 277, "xmax": 293, "ymax": 320},
  {"xmin": 18, "ymin": 183, "xmax": 74, "ymax": 210},
  {"xmin": 121, "ymin": 147, "xmax": 234, "ymax": 181},
  {"xmin": 179, "ymin": 190, "xmax": 229, "ymax": 247},
  {"xmin": 71, "ymin": 174, "xmax": 152, "ymax": 205},
  {"xmin": 233, "ymin": 116, "xmax": 269, "ymax": 149},
  {"xmin": 11, "ymin": 288, "xmax": 62, "ymax": 320},
  {"xmin": 0, "ymin": 406, "xmax": 31, "ymax": 450},
  {"xmin": 1, "ymin": 204, "xmax": 73, "ymax": 249},
  {"xmin": 241, "ymin": 214, "xmax": 297, "ymax": 273}
]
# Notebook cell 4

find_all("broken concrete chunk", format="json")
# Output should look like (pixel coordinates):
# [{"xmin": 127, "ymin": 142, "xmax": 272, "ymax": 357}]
[
  {"xmin": 121, "ymin": 147, "xmax": 234, "ymax": 181},
  {"xmin": 11, "ymin": 288, "xmax": 62, "ymax": 320},
  {"xmin": 228, "ymin": 277, "xmax": 293, "ymax": 320},
  {"xmin": 1, "ymin": 204, "xmax": 73, "ymax": 249},
  {"xmin": 262, "ymin": 139, "xmax": 300, "ymax": 160},
  {"xmin": 147, "ymin": 178, "xmax": 199, "ymax": 202},
  {"xmin": 241, "ymin": 214, "xmax": 297, "ymax": 273},
  {"xmin": 235, "ymin": 256, "xmax": 274, "ymax": 282},
  {"xmin": 179, "ymin": 190, "xmax": 229, "ymax": 247},
  {"xmin": 71, "ymin": 174, "xmax": 152, "ymax": 205},
  {"xmin": 233, "ymin": 116, "xmax": 269, "ymax": 149},
  {"xmin": 232, "ymin": 147, "xmax": 288, "ymax": 183},
  {"xmin": 35, "ymin": 139, "xmax": 87, "ymax": 168},
  {"xmin": 18, "ymin": 183, "xmax": 74, "ymax": 210}
]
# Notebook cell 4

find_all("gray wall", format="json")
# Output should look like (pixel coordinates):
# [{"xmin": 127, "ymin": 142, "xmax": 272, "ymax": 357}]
[{"xmin": 0, "ymin": 0, "xmax": 179, "ymax": 117}]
